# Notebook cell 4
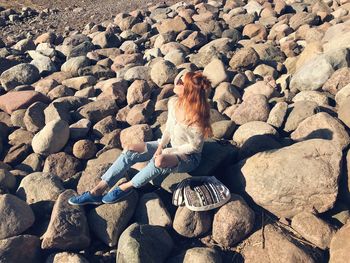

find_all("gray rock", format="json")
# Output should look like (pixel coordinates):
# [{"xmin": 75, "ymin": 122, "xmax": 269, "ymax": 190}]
[
  {"xmin": 0, "ymin": 169, "xmax": 16, "ymax": 191},
  {"xmin": 45, "ymin": 252, "xmax": 89, "ymax": 263},
  {"xmin": 92, "ymin": 32, "xmax": 121, "ymax": 48},
  {"xmin": 12, "ymin": 38, "xmax": 35, "ymax": 53},
  {"xmin": 16, "ymin": 172, "xmax": 64, "ymax": 218},
  {"xmin": 213, "ymin": 82, "xmax": 241, "ymax": 113},
  {"xmin": 3, "ymin": 143, "xmax": 31, "ymax": 166},
  {"xmin": 88, "ymin": 190, "xmax": 138, "ymax": 247},
  {"xmin": 291, "ymin": 112, "xmax": 350, "ymax": 150},
  {"xmin": 32, "ymin": 119, "xmax": 70, "ymax": 155},
  {"xmin": 75, "ymin": 99, "xmax": 118, "ymax": 124},
  {"xmin": 15, "ymin": 153, "xmax": 43, "ymax": 173},
  {"xmin": 41, "ymin": 190, "xmax": 90, "ymax": 250},
  {"xmin": 126, "ymin": 100, "xmax": 154, "ymax": 125},
  {"xmin": 117, "ymin": 223, "xmax": 174, "ymax": 263},
  {"xmin": 168, "ymin": 247, "xmax": 222, "ymax": 263},
  {"xmin": 212, "ymin": 120, "xmax": 236, "ymax": 139},
  {"xmin": 69, "ymin": 118, "xmax": 91, "ymax": 140},
  {"xmin": 229, "ymin": 47, "xmax": 260, "ymax": 71},
  {"xmin": 291, "ymin": 212, "xmax": 336, "ymax": 249},
  {"xmin": 93, "ymin": 116, "xmax": 118, "ymax": 138},
  {"xmin": 134, "ymin": 192, "xmax": 172, "ymax": 228},
  {"xmin": 290, "ymin": 55, "xmax": 334, "ymax": 92},
  {"xmin": 0, "ymin": 194, "xmax": 35, "ymax": 239},
  {"xmin": 0, "ymin": 63, "xmax": 40, "ymax": 91},
  {"xmin": 267, "ymin": 101, "xmax": 288, "ymax": 128},
  {"xmin": 120, "ymin": 124, "xmax": 153, "ymax": 149},
  {"xmin": 0, "ymin": 235, "xmax": 41, "ymax": 263},
  {"xmin": 338, "ymin": 98, "xmax": 350, "ymax": 128},
  {"xmin": 61, "ymin": 56, "xmax": 91, "ymax": 77},
  {"xmin": 24, "ymin": 101, "xmax": 47, "ymax": 133},
  {"xmin": 241, "ymin": 224, "xmax": 321, "ymax": 263},
  {"xmin": 283, "ymin": 101, "xmax": 319, "ymax": 133},
  {"xmin": 150, "ymin": 59, "xmax": 178, "ymax": 87},
  {"xmin": 61, "ymin": 76, "xmax": 97, "ymax": 90},
  {"xmin": 30, "ymin": 56, "xmax": 57, "ymax": 76},
  {"xmin": 203, "ymin": 58, "xmax": 228, "ymax": 87},
  {"xmin": 44, "ymin": 102, "xmax": 71, "ymax": 124},
  {"xmin": 127, "ymin": 79, "xmax": 151, "ymax": 106},
  {"xmin": 233, "ymin": 121, "xmax": 278, "ymax": 146},
  {"xmin": 173, "ymin": 206, "xmax": 212, "ymax": 238},
  {"xmin": 231, "ymin": 94, "xmax": 270, "ymax": 125}
]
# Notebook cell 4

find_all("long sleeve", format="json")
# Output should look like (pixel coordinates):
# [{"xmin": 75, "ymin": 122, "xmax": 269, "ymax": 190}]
[
  {"xmin": 157, "ymin": 98, "xmax": 173, "ymax": 148},
  {"xmin": 163, "ymin": 131, "xmax": 204, "ymax": 155}
]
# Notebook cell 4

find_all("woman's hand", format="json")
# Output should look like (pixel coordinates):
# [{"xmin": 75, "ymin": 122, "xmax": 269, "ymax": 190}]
[{"xmin": 154, "ymin": 145, "xmax": 163, "ymax": 158}]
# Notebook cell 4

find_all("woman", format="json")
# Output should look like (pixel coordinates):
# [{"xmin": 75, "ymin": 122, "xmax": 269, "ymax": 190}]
[{"xmin": 68, "ymin": 71, "xmax": 213, "ymax": 205}]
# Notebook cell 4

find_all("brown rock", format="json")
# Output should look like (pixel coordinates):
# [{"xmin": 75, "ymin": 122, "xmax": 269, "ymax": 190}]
[
  {"xmin": 43, "ymin": 152, "xmax": 81, "ymax": 181},
  {"xmin": 229, "ymin": 47, "xmax": 260, "ymax": 71},
  {"xmin": 173, "ymin": 206, "xmax": 212, "ymax": 238},
  {"xmin": 0, "ymin": 91, "xmax": 50, "ymax": 114},
  {"xmin": 212, "ymin": 194, "xmax": 255, "ymax": 247}
]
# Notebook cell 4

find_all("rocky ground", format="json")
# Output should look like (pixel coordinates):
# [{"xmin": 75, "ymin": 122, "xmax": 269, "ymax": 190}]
[
  {"xmin": 0, "ymin": 0, "xmax": 184, "ymax": 44},
  {"xmin": 1, "ymin": 0, "xmax": 350, "ymax": 262}
]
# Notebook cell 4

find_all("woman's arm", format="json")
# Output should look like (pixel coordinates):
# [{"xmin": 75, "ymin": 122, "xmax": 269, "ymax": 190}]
[
  {"xmin": 157, "ymin": 98, "xmax": 174, "ymax": 148},
  {"xmin": 163, "ymin": 131, "xmax": 204, "ymax": 155}
]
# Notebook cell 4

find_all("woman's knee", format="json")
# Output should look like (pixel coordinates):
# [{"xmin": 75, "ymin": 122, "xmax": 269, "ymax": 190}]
[
  {"xmin": 124, "ymin": 143, "xmax": 146, "ymax": 153},
  {"xmin": 154, "ymin": 155, "xmax": 165, "ymax": 168}
]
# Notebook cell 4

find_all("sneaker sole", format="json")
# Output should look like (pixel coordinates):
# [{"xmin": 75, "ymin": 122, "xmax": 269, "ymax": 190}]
[
  {"xmin": 68, "ymin": 199, "xmax": 102, "ymax": 206},
  {"xmin": 102, "ymin": 190, "xmax": 132, "ymax": 204}
]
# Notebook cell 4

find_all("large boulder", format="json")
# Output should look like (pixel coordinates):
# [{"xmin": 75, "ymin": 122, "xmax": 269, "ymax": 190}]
[
  {"xmin": 117, "ymin": 223, "xmax": 174, "ymax": 263},
  {"xmin": 41, "ymin": 190, "xmax": 90, "ymax": 250},
  {"xmin": 32, "ymin": 119, "xmax": 70, "ymax": 155},
  {"xmin": 224, "ymin": 139, "xmax": 342, "ymax": 218},
  {"xmin": 0, "ymin": 194, "xmax": 35, "ymax": 239},
  {"xmin": 0, "ymin": 63, "xmax": 40, "ymax": 91}
]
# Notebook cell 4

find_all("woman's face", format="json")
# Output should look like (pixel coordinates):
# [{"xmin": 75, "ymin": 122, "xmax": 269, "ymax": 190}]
[{"xmin": 174, "ymin": 76, "xmax": 185, "ymax": 97}]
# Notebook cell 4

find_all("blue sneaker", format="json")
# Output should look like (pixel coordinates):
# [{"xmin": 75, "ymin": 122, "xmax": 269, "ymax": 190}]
[
  {"xmin": 102, "ymin": 187, "xmax": 132, "ymax": 204},
  {"xmin": 68, "ymin": 192, "xmax": 103, "ymax": 205}
]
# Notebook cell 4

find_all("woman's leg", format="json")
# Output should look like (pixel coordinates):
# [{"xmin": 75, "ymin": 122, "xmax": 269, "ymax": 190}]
[
  {"xmin": 102, "ymin": 154, "xmax": 180, "ymax": 203},
  {"xmin": 98, "ymin": 142, "xmax": 160, "ymax": 192},
  {"xmin": 89, "ymin": 143, "xmax": 149, "ymax": 196},
  {"xmin": 129, "ymin": 153, "xmax": 180, "ymax": 189}
]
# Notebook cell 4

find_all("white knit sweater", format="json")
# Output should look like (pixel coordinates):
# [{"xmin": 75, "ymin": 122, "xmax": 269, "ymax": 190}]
[{"xmin": 157, "ymin": 97, "xmax": 205, "ymax": 160}]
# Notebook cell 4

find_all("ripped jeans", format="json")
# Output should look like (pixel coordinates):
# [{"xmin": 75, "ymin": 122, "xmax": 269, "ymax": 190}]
[{"xmin": 101, "ymin": 141, "xmax": 201, "ymax": 188}]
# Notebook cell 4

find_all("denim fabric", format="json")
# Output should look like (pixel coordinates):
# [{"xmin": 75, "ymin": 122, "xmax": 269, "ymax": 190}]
[{"xmin": 101, "ymin": 141, "xmax": 201, "ymax": 188}]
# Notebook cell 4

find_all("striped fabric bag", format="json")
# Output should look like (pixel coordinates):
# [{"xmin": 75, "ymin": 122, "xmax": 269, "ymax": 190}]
[{"xmin": 172, "ymin": 176, "xmax": 231, "ymax": 211}]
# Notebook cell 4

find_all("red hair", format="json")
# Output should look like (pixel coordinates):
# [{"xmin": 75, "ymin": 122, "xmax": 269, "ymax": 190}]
[{"xmin": 176, "ymin": 71, "xmax": 213, "ymax": 138}]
